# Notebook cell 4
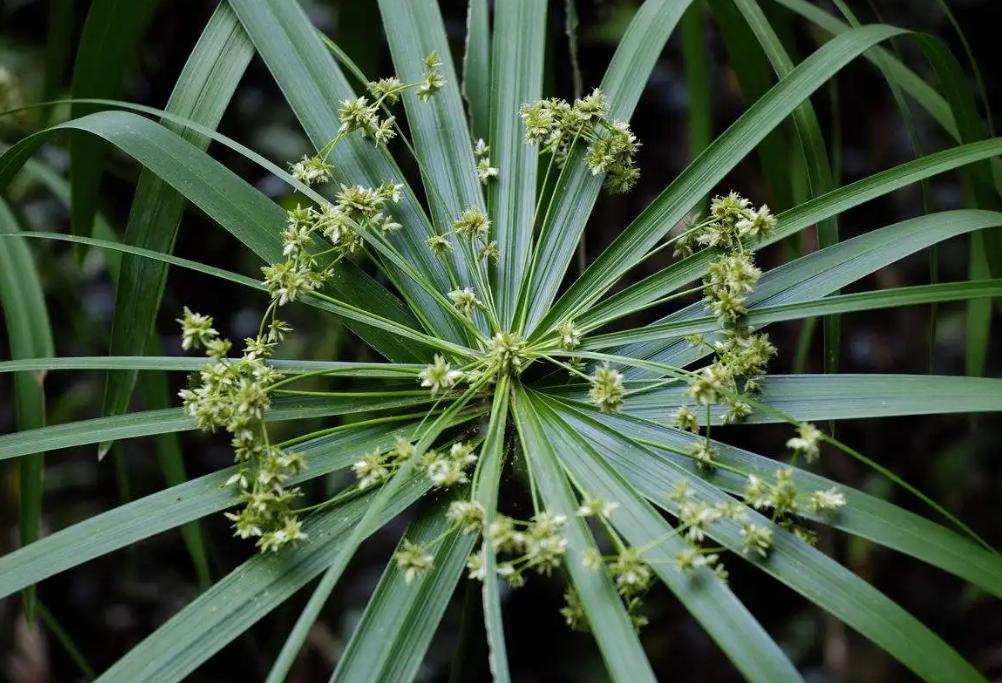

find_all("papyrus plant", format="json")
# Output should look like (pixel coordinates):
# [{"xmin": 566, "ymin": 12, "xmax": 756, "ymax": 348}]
[{"xmin": 1, "ymin": 0, "xmax": 1001, "ymax": 681}]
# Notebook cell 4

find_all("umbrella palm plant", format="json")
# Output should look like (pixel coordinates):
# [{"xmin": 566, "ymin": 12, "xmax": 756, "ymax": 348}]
[{"xmin": 1, "ymin": 0, "xmax": 1001, "ymax": 680}]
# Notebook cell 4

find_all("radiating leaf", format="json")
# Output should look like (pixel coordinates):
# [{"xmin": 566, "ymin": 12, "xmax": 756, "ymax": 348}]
[
  {"xmin": 584, "ymin": 280, "xmax": 1002, "ymax": 347},
  {"xmin": 531, "ymin": 393, "xmax": 801, "ymax": 683},
  {"xmin": 0, "ymin": 355, "xmax": 421, "ymax": 376},
  {"xmin": 583, "ymin": 138, "xmax": 1002, "ymax": 325},
  {"xmin": 330, "ymin": 493, "xmax": 475, "ymax": 683},
  {"xmin": 535, "ymin": 24, "xmax": 906, "ymax": 335},
  {"xmin": 542, "ymin": 399, "xmax": 984, "ymax": 682},
  {"xmin": 0, "ymin": 420, "xmax": 420, "ymax": 600},
  {"xmin": 517, "ymin": 0, "xmax": 695, "ymax": 331},
  {"xmin": 378, "ymin": 0, "xmax": 486, "ymax": 307},
  {"xmin": 614, "ymin": 209, "xmax": 1002, "ymax": 376},
  {"xmin": 0, "ymin": 392, "xmax": 437, "ymax": 461},
  {"xmin": 488, "ymin": 0, "xmax": 547, "ymax": 326},
  {"xmin": 97, "ymin": 477, "xmax": 432, "ymax": 683},
  {"xmin": 512, "ymin": 388, "xmax": 656, "ymax": 683},
  {"xmin": 473, "ymin": 374, "xmax": 512, "ymax": 683},
  {"xmin": 0, "ymin": 111, "xmax": 427, "ymax": 361},
  {"xmin": 228, "ymin": 0, "xmax": 468, "ymax": 344},
  {"xmin": 463, "ymin": 0, "xmax": 490, "ymax": 139}
]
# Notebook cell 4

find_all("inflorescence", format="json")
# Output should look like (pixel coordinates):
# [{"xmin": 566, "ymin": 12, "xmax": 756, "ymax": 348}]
[
  {"xmin": 176, "ymin": 55, "xmax": 844, "ymax": 635},
  {"xmin": 521, "ymin": 88, "xmax": 640, "ymax": 194}
]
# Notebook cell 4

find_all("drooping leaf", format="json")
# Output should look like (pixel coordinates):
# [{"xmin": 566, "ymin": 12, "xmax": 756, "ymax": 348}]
[
  {"xmin": 68, "ymin": 0, "xmax": 159, "ymax": 246},
  {"xmin": 102, "ymin": 2, "xmax": 253, "ymax": 455},
  {"xmin": 0, "ymin": 197, "xmax": 55, "ymax": 619}
]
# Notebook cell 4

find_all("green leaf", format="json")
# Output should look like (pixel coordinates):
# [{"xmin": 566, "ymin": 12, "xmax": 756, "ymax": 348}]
[
  {"xmin": 0, "ymin": 111, "xmax": 434, "ymax": 361},
  {"xmin": 10, "ymin": 231, "xmax": 460, "ymax": 354},
  {"xmin": 681, "ymin": 2, "xmax": 712, "ymax": 167},
  {"xmin": 547, "ymin": 373, "xmax": 1002, "ymax": 424},
  {"xmin": 530, "ymin": 393, "xmax": 801, "ymax": 683},
  {"xmin": 135, "ymin": 342, "xmax": 211, "ymax": 590},
  {"xmin": 553, "ymin": 397, "xmax": 1002, "ymax": 597},
  {"xmin": 512, "ymin": 387, "xmax": 656, "ymax": 683},
  {"xmin": 0, "ymin": 420, "xmax": 420, "ymax": 601},
  {"xmin": 534, "ymin": 24, "xmax": 906, "ymax": 336},
  {"xmin": 103, "ymin": 3, "xmax": 253, "ymax": 454},
  {"xmin": 541, "ymin": 399, "xmax": 985, "ymax": 682},
  {"xmin": 0, "ymin": 198, "xmax": 55, "ymax": 620},
  {"xmin": 378, "ymin": 0, "xmax": 486, "ymax": 302},
  {"xmin": 707, "ymin": 0, "xmax": 794, "ymax": 209},
  {"xmin": 228, "ymin": 0, "xmax": 468, "ymax": 345},
  {"xmin": 729, "ymin": 0, "xmax": 841, "ymax": 374},
  {"xmin": 583, "ymin": 137, "xmax": 1002, "ymax": 326},
  {"xmin": 473, "ymin": 375, "xmax": 512, "ymax": 683},
  {"xmin": 488, "ymin": 0, "xmax": 547, "ymax": 326},
  {"xmin": 11, "ymin": 230, "xmax": 264, "ymax": 290},
  {"xmin": 0, "ymin": 392, "xmax": 436, "ymax": 461},
  {"xmin": 330, "ymin": 492, "xmax": 475, "ymax": 683},
  {"xmin": 517, "ymin": 0, "xmax": 695, "ymax": 331},
  {"xmin": 583, "ymin": 280, "xmax": 1002, "ymax": 348},
  {"xmin": 613, "ymin": 209, "xmax": 1002, "ymax": 376},
  {"xmin": 771, "ymin": 0, "xmax": 955, "ymax": 136},
  {"xmin": 463, "ymin": 0, "xmax": 491, "ymax": 139},
  {"xmin": 43, "ymin": 0, "xmax": 74, "ymax": 102},
  {"xmin": 262, "ymin": 386, "xmax": 485, "ymax": 681},
  {"xmin": 68, "ymin": 0, "xmax": 159, "ymax": 245},
  {"xmin": 0, "ymin": 355, "xmax": 421, "ymax": 376},
  {"xmin": 97, "ymin": 477, "xmax": 432, "ymax": 683}
]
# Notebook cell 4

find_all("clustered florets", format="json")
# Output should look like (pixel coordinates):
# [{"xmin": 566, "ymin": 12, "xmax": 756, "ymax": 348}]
[
  {"xmin": 177, "ymin": 52, "xmax": 454, "ymax": 555},
  {"xmin": 286, "ymin": 51, "xmax": 444, "ymax": 187},
  {"xmin": 473, "ymin": 138, "xmax": 498, "ymax": 184},
  {"xmin": 666, "ymin": 192, "xmax": 779, "ymax": 482},
  {"xmin": 263, "ymin": 183, "xmax": 404, "ymax": 307},
  {"xmin": 176, "ymin": 308, "xmax": 308, "ymax": 552},
  {"xmin": 588, "ymin": 364, "xmax": 625, "ymax": 413},
  {"xmin": 173, "ymin": 40, "xmax": 857, "ymax": 649},
  {"xmin": 425, "ymin": 206, "xmax": 497, "ymax": 265},
  {"xmin": 521, "ymin": 88, "xmax": 640, "ymax": 194}
]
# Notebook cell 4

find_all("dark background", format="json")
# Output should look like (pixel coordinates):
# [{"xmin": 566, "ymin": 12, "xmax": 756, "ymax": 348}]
[{"xmin": 1, "ymin": 0, "xmax": 1001, "ymax": 681}]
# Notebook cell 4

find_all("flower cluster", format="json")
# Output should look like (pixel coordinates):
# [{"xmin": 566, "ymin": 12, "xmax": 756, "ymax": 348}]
[
  {"xmin": 588, "ymin": 364, "xmax": 625, "ymax": 413},
  {"xmin": 265, "ymin": 182, "xmax": 404, "ymax": 306},
  {"xmin": 426, "ymin": 206, "xmax": 497, "ymax": 264},
  {"xmin": 176, "ymin": 308, "xmax": 308, "ymax": 552},
  {"xmin": 668, "ymin": 481, "xmax": 769, "ymax": 567},
  {"xmin": 521, "ymin": 88, "xmax": 639, "ymax": 194},
  {"xmin": 666, "ymin": 193, "xmax": 779, "ymax": 480},
  {"xmin": 180, "ymin": 88, "xmax": 416, "ymax": 554},
  {"xmin": 739, "ymin": 424, "xmax": 844, "ymax": 543},
  {"xmin": 420, "ymin": 441, "xmax": 479, "ymax": 488},
  {"xmin": 473, "ymin": 138, "xmax": 498, "ymax": 183},
  {"xmin": 418, "ymin": 354, "xmax": 464, "ymax": 394},
  {"xmin": 287, "ymin": 52, "xmax": 444, "ymax": 186},
  {"xmin": 463, "ymin": 512, "xmax": 568, "ymax": 588}
]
